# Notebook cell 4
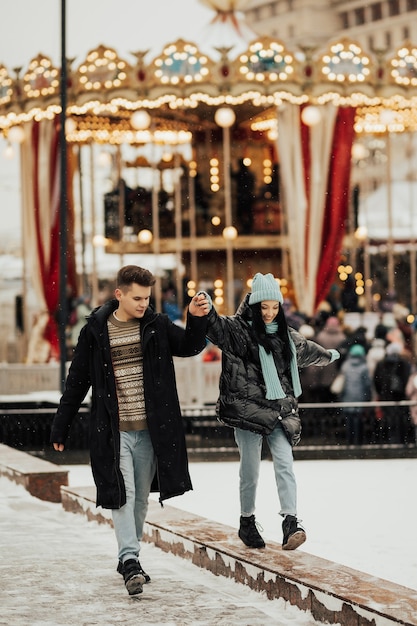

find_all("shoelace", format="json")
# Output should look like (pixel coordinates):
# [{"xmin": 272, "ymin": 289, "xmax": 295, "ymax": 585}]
[
  {"xmin": 255, "ymin": 520, "xmax": 264, "ymax": 533},
  {"xmin": 247, "ymin": 519, "xmax": 264, "ymax": 540},
  {"xmin": 293, "ymin": 520, "xmax": 306, "ymax": 533},
  {"xmin": 284, "ymin": 516, "xmax": 304, "ymax": 532}
]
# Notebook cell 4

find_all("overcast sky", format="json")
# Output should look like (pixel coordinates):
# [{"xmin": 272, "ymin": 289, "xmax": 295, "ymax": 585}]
[{"xmin": 0, "ymin": 0, "xmax": 215, "ymax": 69}]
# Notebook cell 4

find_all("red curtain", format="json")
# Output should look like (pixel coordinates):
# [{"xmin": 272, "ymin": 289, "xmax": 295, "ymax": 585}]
[{"xmin": 314, "ymin": 107, "xmax": 356, "ymax": 308}]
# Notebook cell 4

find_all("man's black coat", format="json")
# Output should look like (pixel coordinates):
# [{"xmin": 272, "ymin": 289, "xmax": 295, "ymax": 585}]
[{"xmin": 50, "ymin": 299, "xmax": 207, "ymax": 509}]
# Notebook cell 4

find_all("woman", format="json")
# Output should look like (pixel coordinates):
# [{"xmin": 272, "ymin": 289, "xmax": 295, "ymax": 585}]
[{"xmin": 206, "ymin": 273, "xmax": 339, "ymax": 550}]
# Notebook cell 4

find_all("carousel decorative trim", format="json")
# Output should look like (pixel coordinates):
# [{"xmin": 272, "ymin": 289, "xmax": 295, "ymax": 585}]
[{"xmin": 2, "ymin": 36, "xmax": 417, "ymax": 139}]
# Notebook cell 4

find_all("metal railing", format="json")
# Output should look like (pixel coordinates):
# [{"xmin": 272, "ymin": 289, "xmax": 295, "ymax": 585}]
[
  {"xmin": 0, "ymin": 358, "xmax": 416, "ymax": 451},
  {"xmin": 182, "ymin": 400, "xmax": 417, "ymax": 448},
  {"xmin": 0, "ymin": 399, "xmax": 415, "ymax": 452}
]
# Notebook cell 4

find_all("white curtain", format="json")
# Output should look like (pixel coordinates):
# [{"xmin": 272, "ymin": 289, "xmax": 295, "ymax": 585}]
[
  {"xmin": 277, "ymin": 103, "xmax": 338, "ymax": 315},
  {"xmin": 20, "ymin": 118, "xmax": 62, "ymax": 361}
]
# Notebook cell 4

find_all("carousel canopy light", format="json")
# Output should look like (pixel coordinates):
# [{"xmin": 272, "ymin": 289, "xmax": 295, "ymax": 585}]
[
  {"xmin": 222, "ymin": 225, "xmax": 238, "ymax": 241},
  {"xmin": 131, "ymin": 110, "xmax": 151, "ymax": 130},
  {"xmin": 65, "ymin": 117, "xmax": 77, "ymax": 134},
  {"xmin": 3, "ymin": 37, "xmax": 417, "ymax": 138},
  {"xmin": 301, "ymin": 105, "xmax": 321, "ymax": 126},
  {"xmin": 7, "ymin": 125, "xmax": 25, "ymax": 143},
  {"xmin": 355, "ymin": 226, "xmax": 368, "ymax": 241},
  {"xmin": 138, "ymin": 229, "xmax": 153, "ymax": 245},
  {"xmin": 92, "ymin": 234, "xmax": 110, "ymax": 247},
  {"xmin": 215, "ymin": 106, "xmax": 236, "ymax": 128},
  {"xmin": 351, "ymin": 142, "xmax": 368, "ymax": 161}
]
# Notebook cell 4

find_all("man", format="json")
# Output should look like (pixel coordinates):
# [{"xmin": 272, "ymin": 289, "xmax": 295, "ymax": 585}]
[{"xmin": 51, "ymin": 265, "xmax": 210, "ymax": 596}]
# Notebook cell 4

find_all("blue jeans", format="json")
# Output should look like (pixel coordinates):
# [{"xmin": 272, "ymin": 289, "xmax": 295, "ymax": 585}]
[
  {"xmin": 112, "ymin": 430, "xmax": 156, "ymax": 564},
  {"xmin": 234, "ymin": 425, "xmax": 297, "ymax": 518}
]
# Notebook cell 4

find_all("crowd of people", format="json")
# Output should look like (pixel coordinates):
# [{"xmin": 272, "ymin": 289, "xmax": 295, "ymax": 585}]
[
  {"xmin": 296, "ymin": 309, "xmax": 417, "ymax": 446},
  {"xmin": 65, "ymin": 282, "xmax": 417, "ymax": 447}
]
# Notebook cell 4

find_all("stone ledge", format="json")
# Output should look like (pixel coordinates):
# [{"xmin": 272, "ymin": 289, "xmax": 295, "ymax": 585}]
[
  {"xmin": 0, "ymin": 443, "xmax": 68, "ymax": 502},
  {"xmin": 61, "ymin": 484, "xmax": 417, "ymax": 626}
]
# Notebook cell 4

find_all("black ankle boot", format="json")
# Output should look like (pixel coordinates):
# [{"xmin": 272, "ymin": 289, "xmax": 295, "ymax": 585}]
[
  {"xmin": 123, "ymin": 559, "xmax": 146, "ymax": 596},
  {"xmin": 238, "ymin": 514, "xmax": 265, "ymax": 548},
  {"xmin": 282, "ymin": 515, "xmax": 306, "ymax": 550}
]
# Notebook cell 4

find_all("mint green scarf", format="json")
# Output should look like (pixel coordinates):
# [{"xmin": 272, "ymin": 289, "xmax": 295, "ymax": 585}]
[{"xmin": 259, "ymin": 322, "xmax": 302, "ymax": 400}]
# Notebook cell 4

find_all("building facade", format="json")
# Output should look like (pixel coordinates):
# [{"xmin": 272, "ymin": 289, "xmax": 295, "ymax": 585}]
[{"xmin": 244, "ymin": 0, "xmax": 417, "ymax": 53}]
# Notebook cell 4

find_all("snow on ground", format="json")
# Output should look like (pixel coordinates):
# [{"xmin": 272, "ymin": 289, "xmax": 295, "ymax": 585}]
[
  {"xmin": 68, "ymin": 457, "xmax": 417, "ymax": 591},
  {"xmin": 0, "ymin": 476, "xmax": 324, "ymax": 626}
]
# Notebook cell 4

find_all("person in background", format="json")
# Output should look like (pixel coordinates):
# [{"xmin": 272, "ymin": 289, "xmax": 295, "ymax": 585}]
[
  {"xmin": 312, "ymin": 316, "xmax": 346, "ymax": 402},
  {"xmin": 205, "ymin": 273, "xmax": 340, "ymax": 551},
  {"xmin": 336, "ymin": 325, "xmax": 369, "ymax": 366},
  {"xmin": 338, "ymin": 344, "xmax": 372, "ymax": 445},
  {"xmin": 374, "ymin": 342, "xmax": 411, "ymax": 444},
  {"xmin": 50, "ymin": 265, "xmax": 210, "ymax": 596},
  {"xmin": 366, "ymin": 324, "xmax": 387, "ymax": 395}
]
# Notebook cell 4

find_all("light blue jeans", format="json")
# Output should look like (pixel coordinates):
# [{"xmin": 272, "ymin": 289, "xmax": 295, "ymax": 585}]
[
  {"xmin": 112, "ymin": 430, "xmax": 156, "ymax": 564},
  {"xmin": 234, "ymin": 424, "xmax": 297, "ymax": 518}
]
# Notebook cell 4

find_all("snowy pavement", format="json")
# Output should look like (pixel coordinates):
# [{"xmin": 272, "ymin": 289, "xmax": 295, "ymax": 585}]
[
  {"xmin": 0, "ymin": 477, "xmax": 320, "ymax": 626},
  {"xmin": 3, "ymin": 455, "xmax": 417, "ymax": 626}
]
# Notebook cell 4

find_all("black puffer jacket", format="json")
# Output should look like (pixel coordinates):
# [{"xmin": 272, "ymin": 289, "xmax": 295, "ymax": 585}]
[
  {"xmin": 206, "ymin": 295, "xmax": 335, "ymax": 444},
  {"xmin": 50, "ymin": 299, "xmax": 208, "ymax": 509}
]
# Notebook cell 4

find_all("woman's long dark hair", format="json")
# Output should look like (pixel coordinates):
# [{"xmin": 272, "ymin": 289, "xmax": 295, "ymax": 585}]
[{"xmin": 250, "ymin": 302, "xmax": 291, "ymax": 366}]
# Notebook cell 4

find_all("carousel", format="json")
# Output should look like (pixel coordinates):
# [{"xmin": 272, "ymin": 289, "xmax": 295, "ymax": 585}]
[{"xmin": 1, "ymin": 0, "xmax": 417, "ymax": 363}]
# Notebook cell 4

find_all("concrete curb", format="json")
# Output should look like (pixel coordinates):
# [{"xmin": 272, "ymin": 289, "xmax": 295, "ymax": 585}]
[
  {"xmin": 0, "ymin": 443, "xmax": 68, "ymax": 502},
  {"xmin": 61, "ymin": 484, "xmax": 417, "ymax": 626}
]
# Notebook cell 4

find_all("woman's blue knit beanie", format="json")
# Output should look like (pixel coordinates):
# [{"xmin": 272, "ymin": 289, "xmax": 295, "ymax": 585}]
[{"xmin": 249, "ymin": 273, "xmax": 284, "ymax": 305}]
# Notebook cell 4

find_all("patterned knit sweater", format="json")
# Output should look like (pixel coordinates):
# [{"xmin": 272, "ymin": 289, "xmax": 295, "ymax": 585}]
[{"xmin": 107, "ymin": 313, "xmax": 147, "ymax": 431}]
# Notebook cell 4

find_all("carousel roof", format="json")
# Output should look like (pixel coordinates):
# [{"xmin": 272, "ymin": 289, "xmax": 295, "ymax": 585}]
[{"xmin": 2, "ymin": 36, "xmax": 417, "ymax": 141}]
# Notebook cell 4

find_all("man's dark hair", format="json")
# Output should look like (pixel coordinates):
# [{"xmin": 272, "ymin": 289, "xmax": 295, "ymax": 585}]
[{"xmin": 116, "ymin": 265, "xmax": 156, "ymax": 289}]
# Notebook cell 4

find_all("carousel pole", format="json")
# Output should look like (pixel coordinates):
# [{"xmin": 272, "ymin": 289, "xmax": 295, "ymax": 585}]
[
  {"xmin": 174, "ymin": 152, "xmax": 184, "ymax": 312},
  {"xmin": 89, "ymin": 143, "xmax": 99, "ymax": 308},
  {"xmin": 188, "ymin": 160, "xmax": 198, "ymax": 293},
  {"xmin": 215, "ymin": 107, "xmax": 236, "ymax": 315},
  {"xmin": 386, "ymin": 131, "xmax": 395, "ymax": 294},
  {"xmin": 59, "ymin": 0, "xmax": 68, "ymax": 391}
]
